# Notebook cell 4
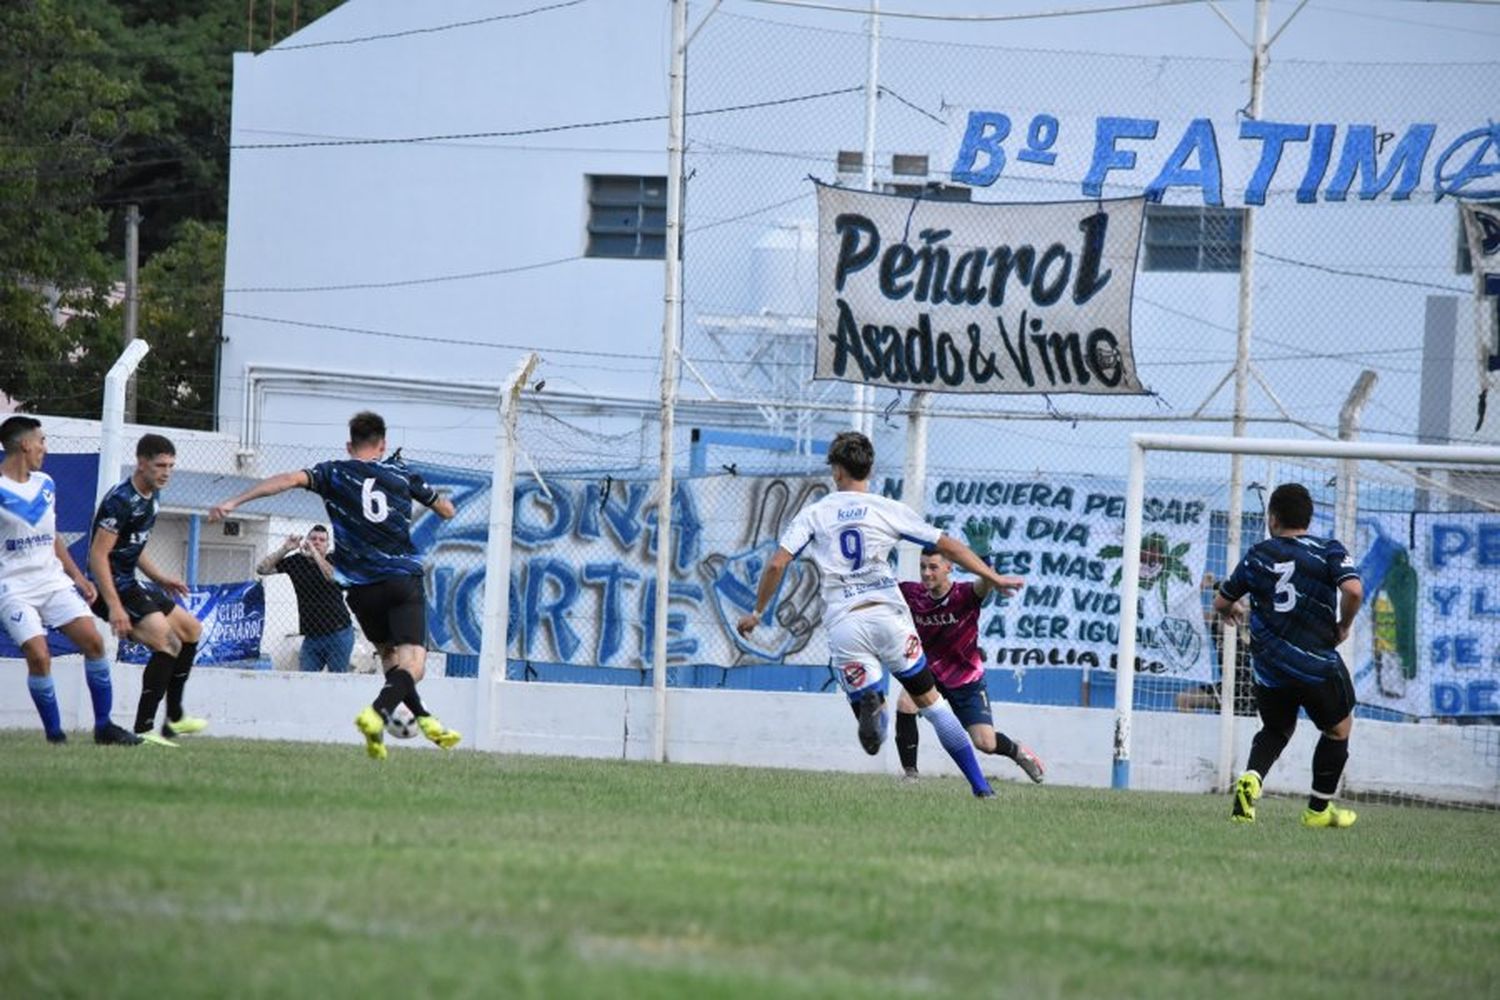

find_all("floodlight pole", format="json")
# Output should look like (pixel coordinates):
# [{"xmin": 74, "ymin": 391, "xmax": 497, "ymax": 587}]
[
  {"xmin": 1217, "ymin": 0, "xmax": 1270, "ymax": 793},
  {"xmin": 1334, "ymin": 370, "xmax": 1379, "ymax": 667},
  {"xmin": 651, "ymin": 0, "xmax": 690, "ymax": 764}
]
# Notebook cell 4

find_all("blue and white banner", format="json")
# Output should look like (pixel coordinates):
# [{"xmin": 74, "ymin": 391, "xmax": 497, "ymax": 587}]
[
  {"xmin": 1412, "ymin": 513, "xmax": 1500, "ymax": 718},
  {"xmin": 119, "ymin": 582, "xmax": 265, "ymax": 667},
  {"xmin": 948, "ymin": 111, "xmax": 1500, "ymax": 205}
]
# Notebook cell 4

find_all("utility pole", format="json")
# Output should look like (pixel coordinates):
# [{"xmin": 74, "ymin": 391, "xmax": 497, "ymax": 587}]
[{"xmin": 123, "ymin": 204, "xmax": 141, "ymax": 424}]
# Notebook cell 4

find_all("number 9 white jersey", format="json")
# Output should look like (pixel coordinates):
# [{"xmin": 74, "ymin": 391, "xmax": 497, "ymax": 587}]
[{"xmin": 777, "ymin": 491, "xmax": 942, "ymax": 629}]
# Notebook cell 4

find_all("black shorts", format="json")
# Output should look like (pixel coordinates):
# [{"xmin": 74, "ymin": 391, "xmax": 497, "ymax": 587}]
[
  {"xmin": 936, "ymin": 677, "xmax": 994, "ymax": 729},
  {"xmin": 345, "ymin": 576, "xmax": 426, "ymax": 647},
  {"xmin": 91, "ymin": 582, "xmax": 176, "ymax": 624},
  {"xmin": 1254, "ymin": 664, "xmax": 1356, "ymax": 733}
]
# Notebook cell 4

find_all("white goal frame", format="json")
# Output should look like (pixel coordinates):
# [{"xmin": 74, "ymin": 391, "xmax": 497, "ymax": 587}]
[{"xmin": 1112, "ymin": 433, "xmax": 1500, "ymax": 792}]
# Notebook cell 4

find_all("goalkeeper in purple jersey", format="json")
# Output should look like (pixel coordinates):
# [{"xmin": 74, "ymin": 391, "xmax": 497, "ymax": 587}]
[{"xmin": 894, "ymin": 548, "xmax": 1045, "ymax": 784}]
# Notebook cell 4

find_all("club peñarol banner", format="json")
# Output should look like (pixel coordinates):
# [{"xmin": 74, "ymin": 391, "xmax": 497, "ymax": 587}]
[
  {"xmin": 414, "ymin": 463, "xmax": 1218, "ymax": 682},
  {"xmin": 814, "ymin": 184, "xmax": 1147, "ymax": 396},
  {"xmin": 119, "ymin": 582, "xmax": 265, "ymax": 667}
]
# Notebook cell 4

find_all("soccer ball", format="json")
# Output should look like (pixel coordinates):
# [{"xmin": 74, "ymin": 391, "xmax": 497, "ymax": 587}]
[{"xmin": 385, "ymin": 705, "xmax": 420, "ymax": 740}]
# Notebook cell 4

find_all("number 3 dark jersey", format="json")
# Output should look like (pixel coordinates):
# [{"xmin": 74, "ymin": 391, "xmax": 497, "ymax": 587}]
[
  {"xmin": 91, "ymin": 480, "xmax": 159, "ymax": 591},
  {"xmin": 1218, "ymin": 534, "xmax": 1360, "ymax": 687},
  {"xmin": 303, "ymin": 456, "xmax": 438, "ymax": 587}
]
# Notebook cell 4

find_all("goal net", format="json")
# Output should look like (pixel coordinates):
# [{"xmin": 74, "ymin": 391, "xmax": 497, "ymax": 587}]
[{"xmin": 1114, "ymin": 434, "xmax": 1500, "ymax": 810}]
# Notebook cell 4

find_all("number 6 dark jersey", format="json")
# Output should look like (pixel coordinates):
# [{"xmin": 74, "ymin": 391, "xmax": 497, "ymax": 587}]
[
  {"xmin": 303, "ymin": 455, "xmax": 438, "ymax": 587},
  {"xmin": 1218, "ymin": 534, "xmax": 1360, "ymax": 687}
]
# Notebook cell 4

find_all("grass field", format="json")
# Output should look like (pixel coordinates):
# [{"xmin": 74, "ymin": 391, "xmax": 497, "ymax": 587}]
[{"xmin": 1, "ymin": 731, "xmax": 1496, "ymax": 999}]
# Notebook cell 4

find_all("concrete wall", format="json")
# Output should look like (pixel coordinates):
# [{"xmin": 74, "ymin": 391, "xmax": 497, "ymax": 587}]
[{"xmin": 6, "ymin": 661, "xmax": 1494, "ymax": 806}]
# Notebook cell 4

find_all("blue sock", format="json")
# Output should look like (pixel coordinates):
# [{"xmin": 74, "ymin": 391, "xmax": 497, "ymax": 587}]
[
  {"xmin": 84, "ymin": 657, "xmax": 113, "ymax": 730},
  {"xmin": 920, "ymin": 699, "xmax": 992, "ymax": 796},
  {"xmin": 27, "ymin": 675, "xmax": 64, "ymax": 740}
]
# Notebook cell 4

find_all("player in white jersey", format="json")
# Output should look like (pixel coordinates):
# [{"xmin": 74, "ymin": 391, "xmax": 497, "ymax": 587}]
[
  {"xmin": 737, "ymin": 431, "xmax": 1023, "ymax": 797},
  {"xmin": 0, "ymin": 417, "xmax": 140, "ymax": 745}
]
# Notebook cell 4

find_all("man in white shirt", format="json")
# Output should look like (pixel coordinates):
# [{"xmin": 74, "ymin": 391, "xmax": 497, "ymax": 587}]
[
  {"xmin": 737, "ymin": 431, "xmax": 1023, "ymax": 797},
  {"xmin": 0, "ymin": 417, "xmax": 140, "ymax": 745}
]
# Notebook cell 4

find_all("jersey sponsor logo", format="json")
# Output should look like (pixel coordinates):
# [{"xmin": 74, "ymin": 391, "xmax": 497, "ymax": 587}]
[
  {"xmin": 841, "ymin": 662, "xmax": 867, "ymax": 688},
  {"xmin": 97, "ymin": 516, "xmax": 118, "ymax": 532},
  {"xmin": 915, "ymin": 611, "xmax": 961, "ymax": 627},
  {"xmin": 836, "ymin": 506, "xmax": 868, "ymax": 521},
  {"xmin": 4, "ymin": 533, "xmax": 53, "ymax": 552}
]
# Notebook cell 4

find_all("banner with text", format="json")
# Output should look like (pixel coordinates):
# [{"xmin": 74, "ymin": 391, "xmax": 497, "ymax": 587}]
[
  {"xmin": 1412, "ymin": 512, "xmax": 1500, "ymax": 718},
  {"xmin": 119, "ymin": 582, "xmax": 265, "ymax": 667},
  {"xmin": 923, "ymin": 475, "xmax": 1214, "ymax": 681},
  {"xmin": 814, "ymin": 184, "xmax": 1146, "ymax": 396},
  {"xmin": 417, "ymin": 464, "xmax": 1215, "ymax": 680},
  {"xmin": 948, "ymin": 111, "xmax": 1500, "ymax": 205}
]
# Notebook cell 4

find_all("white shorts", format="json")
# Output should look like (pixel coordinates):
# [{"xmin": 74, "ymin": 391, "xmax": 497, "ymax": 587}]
[
  {"xmin": 0, "ymin": 587, "xmax": 93, "ymax": 647},
  {"xmin": 825, "ymin": 603, "xmax": 926, "ymax": 700}
]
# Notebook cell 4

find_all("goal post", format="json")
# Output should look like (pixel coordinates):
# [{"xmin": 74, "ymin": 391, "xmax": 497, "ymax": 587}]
[{"xmin": 1114, "ymin": 433, "xmax": 1500, "ymax": 804}]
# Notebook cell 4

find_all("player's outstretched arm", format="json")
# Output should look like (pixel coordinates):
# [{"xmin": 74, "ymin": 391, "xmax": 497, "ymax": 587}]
[
  {"xmin": 934, "ymin": 534, "xmax": 1023, "ymax": 596},
  {"xmin": 208, "ymin": 470, "xmax": 310, "ymax": 522},
  {"xmin": 736, "ymin": 547, "xmax": 793, "ymax": 637}
]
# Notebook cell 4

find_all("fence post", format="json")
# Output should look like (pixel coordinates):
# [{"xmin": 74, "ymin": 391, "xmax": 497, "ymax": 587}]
[
  {"xmin": 98, "ymin": 340, "xmax": 151, "ymax": 507},
  {"xmin": 475, "ymin": 352, "xmax": 539, "ymax": 753},
  {"xmin": 1113, "ymin": 436, "xmax": 1148, "ymax": 790},
  {"xmin": 896, "ymin": 391, "xmax": 930, "ymax": 581}
]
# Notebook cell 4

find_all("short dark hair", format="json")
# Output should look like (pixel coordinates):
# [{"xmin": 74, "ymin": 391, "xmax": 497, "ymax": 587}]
[
  {"xmin": 826, "ymin": 431, "xmax": 874, "ymax": 481},
  {"xmin": 349, "ymin": 411, "xmax": 386, "ymax": 447},
  {"xmin": 309, "ymin": 524, "xmax": 329, "ymax": 535},
  {"xmin": 0, "ymin": 416, "xmax": 41, "ymax": 451},
  {"xmin": 136, "ymin": 433, "xmax": 176, "ymax": 459},
  {"xmin": 1267, "ymin": 482, "xmax": 1313, "ymax": 531},
  {"xmin": 920, "ymin": 545, "xmax": 945, "ymax": 559}
]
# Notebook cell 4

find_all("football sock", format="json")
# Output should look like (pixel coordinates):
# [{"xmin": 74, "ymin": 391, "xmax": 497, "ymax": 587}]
[
  {"xmin": 990, "ymin": 731, "xmax": 1018, "ymax": 758},
  {"xmin": 373, "ymin": 668, "xmax": 415, "ymax": 721},
  {"xmin": 27, "ymin": 675, "xmax": 64, "ymax": 740},
  {"xmin": 1308, "ymin": 734, "xmax": 1350, "ymax": 811},
  {"xmin": 166, "ymin": 641, "xmax": 197, "ymax": 722},
  {"xmin": 1246, "ymin": 726, "xmax": 1290, "ymax": 781},
  {"xmin": 895, "ymin": 711, "xmax": 920, "ymax": 771},
  {"xmin": 919, "ymin": 699, "xmax": 991, "ymax": 796},
  {"xmin": 402, "ymin": 679, "xmax": 430, "ymax": 719},
  {"xmin": 135, "ymin": 651, "xmax": 176, "ymax": 733},
  {"xmin": 83, "ymin": 657, "xmax": 113, "ymax": 729}
]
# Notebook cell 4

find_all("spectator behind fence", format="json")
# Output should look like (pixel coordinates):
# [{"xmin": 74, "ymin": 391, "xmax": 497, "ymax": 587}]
[
  {"xmin": 257, "ymin": 525, "xmax": 353, "ymax": 673},
  {"xmin": 1176, "ymin": 572, "xmax": 1257, "ymax": 716}
]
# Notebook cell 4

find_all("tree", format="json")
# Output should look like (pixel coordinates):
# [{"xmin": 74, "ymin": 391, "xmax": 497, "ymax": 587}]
[
  {"xmin": 0, "ymin": 0, "xmax": 153, "ymax": 418},
  {"xmin": 129, "ymin": 220, "xmax": 226, "ymax": 431}
]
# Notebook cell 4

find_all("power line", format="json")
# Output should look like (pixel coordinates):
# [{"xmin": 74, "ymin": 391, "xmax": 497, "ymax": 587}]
[
  {"xmin": 1253, "ymin": 250, "xmax": 1471, "ymax": 293},
  {"xmin": 743, "ymin": 0, "xmax": 1211, "ymax": 23},
  {"xmin": 269, "ymin": 0, "xmax": 590, "ymax": 51},
  {"xmin": 230, "ymin": 86, "xmax": 866, "ymax": 149},
  {"xmin": 225, "ymin": 256, "xmax": 583, "ymax": 294},
  {"xmin": 222, "ymin": 310, "xmax": 659, "ymax": 369}
]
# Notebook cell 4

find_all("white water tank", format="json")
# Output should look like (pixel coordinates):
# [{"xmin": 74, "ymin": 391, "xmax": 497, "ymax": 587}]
[{"xmin": 747, "ymin": 220, "xmax": 818, "ymax": 317}]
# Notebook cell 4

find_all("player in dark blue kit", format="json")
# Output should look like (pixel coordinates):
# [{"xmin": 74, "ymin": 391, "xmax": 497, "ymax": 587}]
[
  {"xmin": 210, "ymin": 412, "xmax": 459, "ymax": 760},
  {"xmin": 1215, "ymin": 483, "xmax": 1364, "ymax": 829},
  {"xmin": 89, "ymin": 434, "xmax": 206, "ymax": 746}
]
